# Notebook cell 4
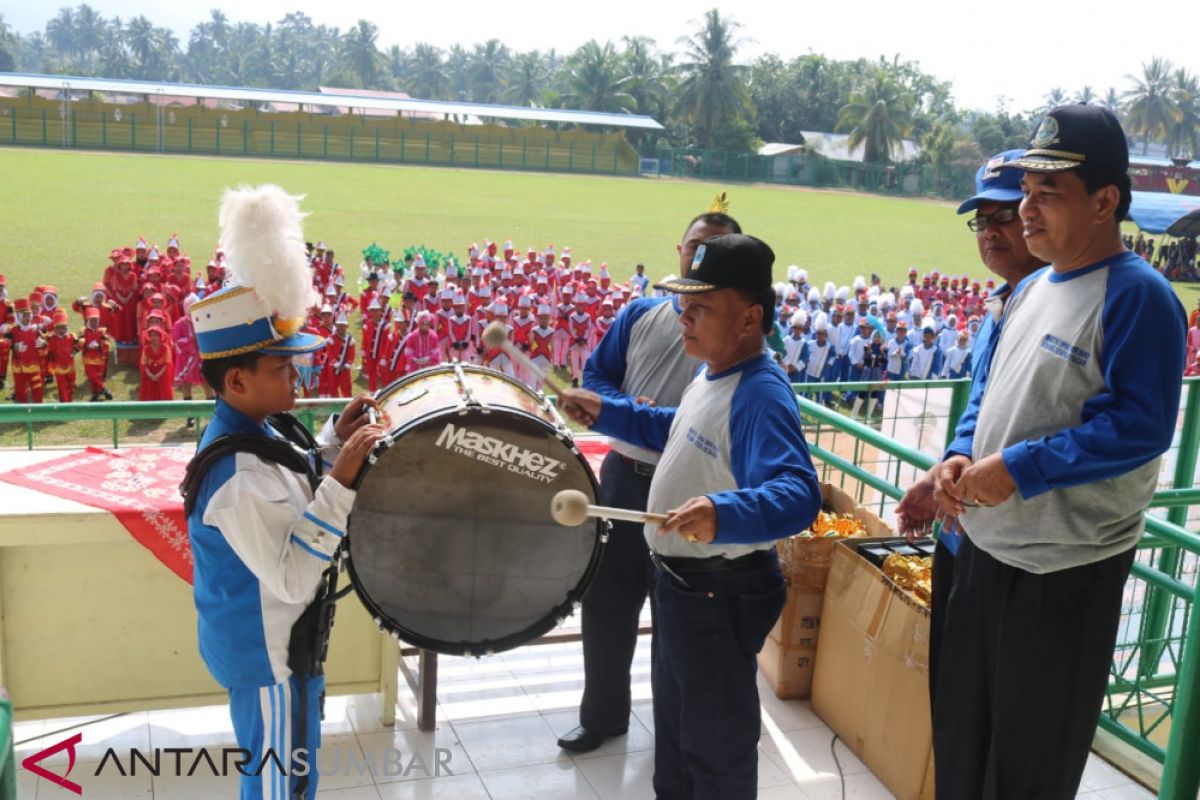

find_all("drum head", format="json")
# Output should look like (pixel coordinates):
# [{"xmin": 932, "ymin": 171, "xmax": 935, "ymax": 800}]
[{"xmin": 347, "ymin": 407, "xmax": 601, "ymax": 656}]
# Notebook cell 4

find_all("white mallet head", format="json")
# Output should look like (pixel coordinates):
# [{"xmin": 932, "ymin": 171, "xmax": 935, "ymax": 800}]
[{"xmin": 551, "ymin": 489, "xmax": 590, "ymax": 527}]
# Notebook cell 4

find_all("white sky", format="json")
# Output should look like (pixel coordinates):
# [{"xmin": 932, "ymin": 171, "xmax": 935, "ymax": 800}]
[{"xmin": 5, "ymin": 0, "xmax": 1197, "ymax": 114}]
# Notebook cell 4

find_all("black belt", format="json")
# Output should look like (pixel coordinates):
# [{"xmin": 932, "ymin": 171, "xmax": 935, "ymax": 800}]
[
  {"xmin": 651, "ymin": 548, "xmax": 777, "ymax": 576},
  {"xmin": 616, "ymin": 453, "xmax": 656, "ymax": 477}
]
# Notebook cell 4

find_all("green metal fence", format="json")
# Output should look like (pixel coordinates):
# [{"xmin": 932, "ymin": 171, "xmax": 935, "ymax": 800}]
[
  {"xmin": 0, "ymin": 98, "xmax": 641, "ymax": 176},
  {"xmin": 0, "ymin": 378, "xmax": 1197, "ymax": 797}
]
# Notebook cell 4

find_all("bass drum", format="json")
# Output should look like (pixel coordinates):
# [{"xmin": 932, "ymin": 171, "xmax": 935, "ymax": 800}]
[{"xmin": 346, "ymin": 363, "xmax": 604, "ymax": 656}]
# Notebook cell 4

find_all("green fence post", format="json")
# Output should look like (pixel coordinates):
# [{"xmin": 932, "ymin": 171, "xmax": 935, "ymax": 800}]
[
  {"xmin": 945, "ymin": 379, "xmax": 970, "ymax": 451},
  {"xmin": 130, "ymin": 113, "xmax": 135, "ymax": 149},
  {"xmin": 1140, "ymin": 381, "xmax": 1200, "ymax": 677},
  {"xmin": 323, "ymin": 124, "xmax": 328, "ymax": 158},
  {"xmin": 243, "ymin": 119, "xmax": 248, "ymax": 155},
  {"xmin": 270, "ymin": 120, "xmax": 275, "ymax": 154},
  {"xmin": 449, "ymin": 133, "xmax": 455, "ymax": 164},
  {"xmin": 215, "ymin": 119, "xmax": 220, "ymax": 153},
  {"xmin": 26, "ymin": 421, "xmax": 32, "ymax": 450},
  {"xmin": 374, "ymin": 128, "xmax": 380, "ymax": 161},
  {"xmin": 1159, "ymin": 582, "xmax": 1200, "ymax": 799},
  {"xmin": 70, "ymin": 110, "xmax": 76, "ymax": 146},
  {"xmin": 348, "ymin": 127, "xmax": 354, "ymax": 160},
  {"xmin": 591, "ymin": 142, "xmax": 597, "ymax": 171},
  {"xmin": 498, "ymin": 140, "xmax": 503, "ymax": 167},
  {"xmin": 13, "ymin": 110, "xmax": 19, "ymax": 143},
  {"xmin": 522, "ymin": 139, "xmax": 528, "ymax": 168},
  {"xmin": 425, "ymin": 131, "xmax": 430, "ymax": 163},
  {"xmin": 472, "ymin": 135, "xmax": 478, "ymax": 166},
  {"xmin": 545, "ymin": 141, "xmax": 550, "ymax": 169},
  {"xmin": 41, "ymin": 108, "xmax": 47, "ymax": 145},
  {"xmin": 568, "ymin": 141, "xmax": 573, "ymax": 171},
  {"xmin": 296, "ymin": 123, "xmax": 301, "ymax": 157},
  {"xmin": 613, "ymin": 145, "xmax": 619, "ymax": 173}
]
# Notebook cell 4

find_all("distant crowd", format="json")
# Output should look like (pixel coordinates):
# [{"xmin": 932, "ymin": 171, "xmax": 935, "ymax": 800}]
[{"xmin": 2, "ymin": 235, "xmax": 1198, "ymax": 412}]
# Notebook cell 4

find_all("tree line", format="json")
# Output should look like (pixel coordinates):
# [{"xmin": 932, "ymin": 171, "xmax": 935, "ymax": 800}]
[{"xmin": 1, "ymin": 6, "xmax": 1196, "ymax": 167}]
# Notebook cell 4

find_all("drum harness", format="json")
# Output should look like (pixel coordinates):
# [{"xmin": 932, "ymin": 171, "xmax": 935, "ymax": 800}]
[{"xmin": 180, "ymin": 411, "xmax": 349, "ymax": 799}]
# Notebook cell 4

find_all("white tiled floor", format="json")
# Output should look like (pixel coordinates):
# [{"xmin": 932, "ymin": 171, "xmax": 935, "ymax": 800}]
[{"xmin": 13, "ymin": 637, "xmax": 1157, "ymax": 799}]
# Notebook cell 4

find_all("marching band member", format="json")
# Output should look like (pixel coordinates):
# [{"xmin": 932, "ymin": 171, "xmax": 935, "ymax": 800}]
[
  {"xmin": 46, "ymin": 310, "xmax": 78, "ymax": 402},
  {"xmin": 322, "ymin": 313, "xmax": 356, "ymax": 398},
  {"xmin": 80, "ymin": 307, "xmax": 114, "ymax": 401}
]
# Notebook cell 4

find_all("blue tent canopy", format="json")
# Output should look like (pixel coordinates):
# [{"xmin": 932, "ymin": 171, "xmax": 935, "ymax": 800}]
[{"xmin": 1127, "ymin": 191, "xmax": 1200, "ymax": 235}]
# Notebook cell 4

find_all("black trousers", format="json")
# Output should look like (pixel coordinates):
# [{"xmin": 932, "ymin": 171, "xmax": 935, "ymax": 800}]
[
  {"xmin": 933, "ymin": 534, "xmax": 1135, "ymax": 800},
  {"xmin": 578, "ymin": 451, "xmax": 656, "ymax": 733},
  {"xmin": 651, "ymin": 556, "xmax": 786, "ymax": 800},
  {"xmin": 928, "ymin": 535, "xmax": 956, "ymax": 707}
]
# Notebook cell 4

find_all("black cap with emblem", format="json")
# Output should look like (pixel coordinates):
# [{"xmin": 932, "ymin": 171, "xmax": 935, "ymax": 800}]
[
  {"xmin": 655, "ymin": 233, "xmax": 775, "ymax": 294},
  {"xmin": 997, "ymin": 103, "xmax": 1128, "ymax": 174}
]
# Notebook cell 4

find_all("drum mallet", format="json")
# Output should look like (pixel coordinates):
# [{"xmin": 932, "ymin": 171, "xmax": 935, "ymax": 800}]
[
  {"xmin": 551, "ymin": 489, "xmax": 668, "ymax": 526},
  {"xmin": 482, "ymin": 322, "xmax": 568, "ymax": 395}
]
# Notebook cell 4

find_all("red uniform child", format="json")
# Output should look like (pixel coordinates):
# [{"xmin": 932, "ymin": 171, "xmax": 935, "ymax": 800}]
[
  {"xmin": 380, "ymin": 316, "xmax": 411, "ymax": 384},
  {"xmin": 361, "ymin": 305, "xmax": 390, "ymax": 393},
  {"xmin": 46, "ymin": 311, "xmax": 78, "ymax": 402},
  {"xmin": 567, "ymin": 302, "xmax": 594, "ymax": 385},
  {"xmin": 527, "ymin": 308, "xmax": 557, "ymax": 393},
  {"xmin": 444, "ymin": 301, "xmax": 474, "ymax": 363},
  {"xmin": 0, "ymin": 274, "xmax": 11, "ymax": 388},
  {"xmin": 79, "ymin": 309, "xmax": 113, "ymax": 400},
  {"xmin": 592, "ymin": 302, "xmax": 616, "ymax": 347},
  {"xmin": 138, "ymin": 325, "xmax": 174, "ymax": 401},
  {"xmin": 6, "ymin": 298, "xmax": 46, "ymax": 403},
  {"xmin": 321, "ymin": 318, "xmax": 356, "ymax": 398}
]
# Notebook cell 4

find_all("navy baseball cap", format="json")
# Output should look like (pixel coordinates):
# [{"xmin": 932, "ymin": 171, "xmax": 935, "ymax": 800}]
[
  {"xmin": 956, "ymin": 150, "xmax": 1026, "ymax": 214},
  {"xmin": 655, "ymin": 234, "xmax": 775, "ymax": 294},
  {"xmin": 996, "ymin": 104, "xmax": 1129, "ymax": 174}
]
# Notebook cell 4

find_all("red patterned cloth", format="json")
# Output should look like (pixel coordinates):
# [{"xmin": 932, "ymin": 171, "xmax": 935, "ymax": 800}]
[
  {"xmin": 0, "ymin": 447, "xmax": 193, "ymax": 583},
  {"xmin": 0, "ymin": 438, "xmax": 615, "ymax": 587}
]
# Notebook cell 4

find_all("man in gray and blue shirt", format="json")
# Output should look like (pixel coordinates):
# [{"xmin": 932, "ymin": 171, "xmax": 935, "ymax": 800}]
[{"xmin": 932, "ymin": 104, "xmax": 1187, "ymax": 799}]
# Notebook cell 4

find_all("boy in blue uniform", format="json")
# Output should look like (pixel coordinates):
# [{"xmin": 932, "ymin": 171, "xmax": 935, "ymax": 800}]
[
  {"xmin": 183, "ymin": 185, "xmax": 384, "ymax": 800},
  {"xmin": 560, "ymin": 234, "xmax": 822, "ymax": 799}
]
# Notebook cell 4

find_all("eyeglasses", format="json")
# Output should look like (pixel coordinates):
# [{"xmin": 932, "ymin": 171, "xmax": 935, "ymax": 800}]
[{"xmin": 967, "ymin": 208, "xmax": 1020, "ymax": 233}]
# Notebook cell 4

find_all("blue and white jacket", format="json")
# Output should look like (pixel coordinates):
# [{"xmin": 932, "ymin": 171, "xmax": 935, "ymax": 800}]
[{"xmin": 187, "ymin": 398, "xmax": 353, "ymax": 688}]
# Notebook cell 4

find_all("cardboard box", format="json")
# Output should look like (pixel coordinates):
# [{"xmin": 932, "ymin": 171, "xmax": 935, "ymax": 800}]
[
  {"xmin": 758, "ymin": 484, "xmax": 893, "ymax": 699},
  {"xmin": 810, "ymin": 539, "xmax": 935, "ymax": 800}
]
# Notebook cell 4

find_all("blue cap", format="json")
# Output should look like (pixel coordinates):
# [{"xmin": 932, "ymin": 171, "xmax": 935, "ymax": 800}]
[{"xmin": 956, "ymin": 149, "xmax": 1026, "ymax": 214}]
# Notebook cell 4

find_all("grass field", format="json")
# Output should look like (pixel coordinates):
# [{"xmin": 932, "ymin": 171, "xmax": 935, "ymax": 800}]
[{"xmin": 1, "ymin": 147, "xmax": 1197, "ymax": 447}]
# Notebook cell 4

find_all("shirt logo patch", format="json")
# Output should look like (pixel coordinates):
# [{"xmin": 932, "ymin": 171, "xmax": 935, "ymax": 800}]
[
  {"xmin": 1040, "ymin": 333, "xmax": 1090, "ymax": 367},
  {"xmin": 686, "ymin": 426, "xmax": 718, "ymax": 459}
]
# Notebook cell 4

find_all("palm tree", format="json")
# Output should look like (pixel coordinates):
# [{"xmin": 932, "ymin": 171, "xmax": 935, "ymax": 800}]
[
  {"xmin": 505, "ymin": 51, "xmax": 547, "ymax": 107},
  {"xmin": 340, "ymin": 20, "xmax": 383, "ymax": 88},
  {"xmin": 469, "ymin": 39, "xmax": 510, "ymax": 103},
  {"xmin": 1123, "ymin": 57, "xmax": 1179, "ymax": 154},
  {"xmin": 1044, "ymin": 87, "xmax": 1068, "ymax": 109},
  {"xmin": 406, "ymin": 43, "xmax": 449, "ymax": 99},
  {"xmin": 73, "ymin": 4, "xmax": 106, "ymax": 68},
  {"xmin": 45, "ymin": 8, "xmax": 78, "ymax": 60},
  {"xmin": 385, "ymin": 45, "xmax": 406, "ymax": 82},
  {"xmin": 674, "ymin": 9, "xmax": 751, "ymax": 148},
  {"xmin": 124, "ymin": 15, "xmax": 155, "ymax": 77},
  {"xmin": 1102, "ymin": 87, "xmax": 1121, "ymax": 116},
  {"xmin": 836, "ymin": 71, "xmax": 915, "ymax": 163},
  {"xmin": 1168, "ymin": 69, "xmax": 1200, "ymax": 159},
  {"xmin": 623, "ymin": 36, "xmax": 672, "ymax": 121},
  {"xmin": 1076, "ymin": 85, "xmax": 1096, "ymax": 105},
  {"xmin": 561, "ymin": 41, "xmax": 634, "ymax": 114}
]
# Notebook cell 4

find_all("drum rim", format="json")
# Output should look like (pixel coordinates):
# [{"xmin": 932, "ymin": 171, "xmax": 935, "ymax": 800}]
[{"xmin": 345, "ymin": 380, "xmax": 606, "ymax": 658}]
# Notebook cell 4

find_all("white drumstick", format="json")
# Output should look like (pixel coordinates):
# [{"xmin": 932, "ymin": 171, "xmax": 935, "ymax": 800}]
[
  {"xmin": 482, "ymin": 322, "xmax": 568, "ymax": 394},
  {"xmin": 551, "ymin": 489, "xmax": 668, "ymax": 526}
]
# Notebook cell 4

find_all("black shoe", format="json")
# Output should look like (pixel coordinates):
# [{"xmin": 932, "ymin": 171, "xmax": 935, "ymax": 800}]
[
  {"xmin": 571, "ymin": 377, "xmax": 579, "ymax": 388},
  {"xmin": 90, "ymin": 393, "xmax": 99, "ymax": 402},
  {"xmin": 103, "ymin": 389, "xmax": 113, "ymax": 400},
  {"xmin": 556, "ymin": 725, "xmax": 627, "ymax": 753},
  {"xmin": 185, "ymin": 417, "xmax": 196, "ymax": 429}
]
